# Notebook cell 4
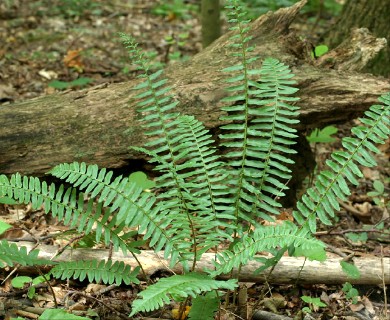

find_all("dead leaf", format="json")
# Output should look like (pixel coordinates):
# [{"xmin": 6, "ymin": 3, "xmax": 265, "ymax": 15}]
[
  {"xmin": 361, "ymin": 296, "xmax": 375, "ymax": 315},
  {"xmin": 172, "ymin": 306, "xmax": 191, "ymax": 320},
  {"xmin": 38, "ymin": 69, "xmax": 58, "ymax": 80},
  {"xmin": 85, "ymin": 283, "xmax": 107, "ymax": 294},
  {"xmin": 63, "ymin": 49, "xmax": 84, "ymax": 72}
]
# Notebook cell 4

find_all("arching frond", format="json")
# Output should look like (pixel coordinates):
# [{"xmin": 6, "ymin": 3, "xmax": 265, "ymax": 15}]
[
  {"xmin": 220, "ymin": 0, "xmax": 300, "ymax": 225},
  {"xmin": 122, "ymin": 33, "xmax": 234, "ymax": 265},
  {"xmin": 0, "ymin": 172, "xmax": 140, "ymax": 254},
  {"xmin": 49, "ymin": 162, "xmax": 177, "ymax": 258},
  {"xmin": 211, "ymin": 222, "xmax": 324, "ymax": 276},
  {"xmin": 294, "ymin": 93, "xmax": 390, "ymax": 232},
  {"xmin": 130, "ymin": 273, "xmax": 237, "ymax": 316}
]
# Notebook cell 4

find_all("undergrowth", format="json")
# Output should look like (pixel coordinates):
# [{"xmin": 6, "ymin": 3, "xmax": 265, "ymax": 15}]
[{"xmin": 0, "ymin": 0, "xmax": 389, "ymax": 319}]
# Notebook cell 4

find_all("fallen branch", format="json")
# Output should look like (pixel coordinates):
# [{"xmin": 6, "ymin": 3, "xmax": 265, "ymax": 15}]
[
  {"xmin": 9, "ymin": 242, "xmax": 390, "ymax": 285},
  {"xmin": 1, "ymin": 1, "xmax": 389, "ymax": 176}
]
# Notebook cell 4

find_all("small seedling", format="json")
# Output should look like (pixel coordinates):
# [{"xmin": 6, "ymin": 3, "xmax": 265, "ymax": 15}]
[
  {"xmin": 11, "ymin": 275, "xmax": 46, "ymax": 299},
  {"xmin": 311, "ymin": 44, "xmax": 329, "ymax": 59},
  {"xmin": 367, "ymin": 179, "xmax": 389, "ymax": 209},
  {"xmin": 342, "ymin": 282, "xmax": 359, "ymax": 304},
  {"xmin": 301, "ymin": 295, "xmax": 327, "ymax": 313}
]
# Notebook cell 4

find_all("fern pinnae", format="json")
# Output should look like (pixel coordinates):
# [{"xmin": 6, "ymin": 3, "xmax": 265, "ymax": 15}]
[
  {"xmin": 122, "ymin": 34, "xmax": 236, "ymax": 266},
  {"xmin": 50, "ymin": 260, "xmax": 140, "ymax": 286},
  {"xmin": 248, "ymin": 59, "xmax": 300, "ymax": 216},
  {"xmin": 130, "ymin": 273, "xmax": 237, "ymax": 316},
  {"xmin": 50, "ymin": 162, "xmax": 180, "ymax": 258},
  {"xmin": 121, "ymin": 34, "xmax": 202, "ymax": 263},
  {"xmin": 294, "ymin": 93, "xmax": 390, "ymax": 233},
  {"xmin": 211, "ymin": 222, "xmax": 324, "ymax": 276},
  {"xmin": 220, "ymin": 1, "xmax": 263, "ymax": 226},
  {"xmin": 0, "ymin": 240, "xmax": 54, "ymax": 267}
]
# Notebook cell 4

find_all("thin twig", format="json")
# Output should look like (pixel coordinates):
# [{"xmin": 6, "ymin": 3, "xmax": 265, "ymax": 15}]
[
  {"xmin": 66, "ymin": 290, "xmax": 130, "ymax": 320},
  {"xmin": 380, "ymin": 245, "xmax": 389, "ymax": 320}
]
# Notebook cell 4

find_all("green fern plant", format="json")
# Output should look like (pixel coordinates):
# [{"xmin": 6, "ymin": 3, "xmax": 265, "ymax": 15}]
[{"xmin": 0, "ymin": 0, "xmax": 389, "ymax": 318}]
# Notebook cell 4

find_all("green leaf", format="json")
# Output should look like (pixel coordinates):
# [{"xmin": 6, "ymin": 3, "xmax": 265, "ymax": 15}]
[
  {"xmin": 301, "ymin": 296, "xmax": 327, "ymax": 307},
  {"xmin": 0, "ymin": 220, "xmax": 12, "ymax": 235},
  {"xmin": 315, "ymin": 45, "xmax": 328, "ymax": 57},
  {"xmin": 11, "ymin": 276, "xmax": 32, "ymax": 289},
  {"xmin": 32, "ymin": 275, "xmax": 47, "ymax": 285},
  {"xmin": 340, "ymin": 261, "xmax": 361, "ymax": 279},
  {"xmin": 345, "ymin": 232, "xmax": 368, "ymax": 243},
  {"xmin": 128, "ymin": 171, "xmax": 156, "ymax": 190},
  {"xmin": 130, "ymin": 273, "xmax": 237, "ymax": 316},
  {"xmin": 48, "ymin": 80, "xmax": 70, "ymax": 90},
  {"xmin": 39, "ymin": 309, "xmax": 90, "ymax": 320},
  {"xmin": 0, "ymin": 196, "xmax": 18, "ymax": 205},
  {"xmin": 372, "ymin": 180, "xmax": 385, "ymax": 194},
  {"xmin": 189, "ymin": 291, "xmax": 220, "ymax": 320},
  {"xmin": 27, "ymin": 286, "xmax": 36, "ymax": 299},
  {"xmin": 293, "ymin": 245, "xmax": 326, "ymax": 261},
  {"xmin": 69, "ymin": 77, "xmax": 93, "ymax": 87},
  {"xmin": 307, "ymin": 125, "xmax": 338, "ymax": 143}
]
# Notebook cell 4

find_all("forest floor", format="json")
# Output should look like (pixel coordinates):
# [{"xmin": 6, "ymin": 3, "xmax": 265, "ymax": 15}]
[{"xmin": 0, "ymin": 1, "xmax": 389, "ymax": 320}]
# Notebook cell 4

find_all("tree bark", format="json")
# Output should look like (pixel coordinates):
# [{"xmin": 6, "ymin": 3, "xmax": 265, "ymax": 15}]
[
  {"xmin": 1, "ymin": 0, "xmax": 389, "ymax": 177},
  {"xmin": 201, "ymin": 0, "xmax": 221, "ymax": 48},
  {"xmin": 9, "ymin": 241, "xmax": 390, "ymax": 285},
  {"xmin": 324, "ymin": 0, "xmax": 390, "ymax": 77}
]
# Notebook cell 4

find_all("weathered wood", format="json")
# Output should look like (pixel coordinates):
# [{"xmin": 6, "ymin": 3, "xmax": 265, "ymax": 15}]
[
  {"xmin": 1, "ymin": 0, "xmax": 389, "ymax": 176},
  {"xmin": 10, "ymin": 242, "xmax": 390, "ymax": 285}
]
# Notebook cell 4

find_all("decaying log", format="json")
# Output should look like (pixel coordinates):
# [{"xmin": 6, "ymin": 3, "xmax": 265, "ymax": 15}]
[
  {"xmin": 10, "ymin": 242, "xmax": 390, "ymax": 285},
  {"xmin": 1, "ymin": 0, "xmax": 389, "ymax": 176}
]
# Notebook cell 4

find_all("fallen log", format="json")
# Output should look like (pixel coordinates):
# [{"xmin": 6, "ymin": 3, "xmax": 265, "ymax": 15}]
[
  {"xmin": 1, "ymin": 0, "xmax": 389, "ymax": 176},
  {"xmin": 9, "ymin": 242, "xmax": 390, "ymax": 285}
]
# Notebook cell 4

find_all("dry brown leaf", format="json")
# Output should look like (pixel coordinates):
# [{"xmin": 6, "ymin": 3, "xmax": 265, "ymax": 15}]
[{"xmin": 63, "ymin": 49, "xmax": 84, "ymax": 72}]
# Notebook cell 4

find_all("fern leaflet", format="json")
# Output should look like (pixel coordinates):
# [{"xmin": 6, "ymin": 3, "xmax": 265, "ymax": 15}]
[
  {"xmin": 294, "ymin": 93, "xmax": 390, "ymax": 232},
  {"xmin": 130, "ymin": 273, "xmax": 237, "ymax": 316},
  {"xmin": 50, "ymin": 260, "xmax": 140, "ymax": 285},
  {"xmin": 0, "ymin": 240, "xmax": 53, "ymax": 267}
]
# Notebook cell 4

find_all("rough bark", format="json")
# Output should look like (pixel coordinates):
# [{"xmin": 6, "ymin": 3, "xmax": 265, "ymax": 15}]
[
  {"xmin": 201, "ymin": 0, "xmax": 221, "ymax": 48},
  {"xmin": 324, "ymin": 0, "xmax": 390, "ymax": 77},
  {"xmin": 1, "ymin": 0, "xmax": 389, "ymax": 176},
  {"xmin": 9, "ymin": 241, "xmax": 390, "ymax": 285}
]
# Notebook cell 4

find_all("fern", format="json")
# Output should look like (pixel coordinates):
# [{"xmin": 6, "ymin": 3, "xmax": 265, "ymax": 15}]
[
  {"xmin": 294, "ymin": 94, "xmax": 390, "ymax": 232},
  {"xmin": 50, "ymin": 260, "xmax": 140, "ymax": 285},
  {"xmin": 211, "ymin": 222, "xmax": 324, "ymax": 276},
  {"xmin": 0, "ymin": 172, "xmax": 135, "ymax": 254},
  {"xmin": 49, "ymin": 162, "xmax": 170, "ymax": 254},
  {"xmin": 121, "ymin": 33, "xmax": 234, "ymax": 267},
  {"xmin": 130, "ymin": 273, "xmax": 237, "ymax": 316},
  {"xmin": 220, "ymin": 3, "xmax": 299, "ymax": 227},
  {"xmin": 0, "ymin": 240, "xmax": 53, "ymax": 267}
]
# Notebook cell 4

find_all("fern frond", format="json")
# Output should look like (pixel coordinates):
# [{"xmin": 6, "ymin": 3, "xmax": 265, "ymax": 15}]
[
  {"xmin": 294, "ymin": 93, "xmax": 390, "ymax": 232},
  {"xmin": 49, "ymin": 162, "xmax": 175, "ymax": 257},
  {"xmin": 211, "ymin": 222, "xmax": 324, "ymax": 276},
  {"xmin": 123, "ymin": 32, "xmax": 235, "ymax": 265},
  {"xmin": 220, "ymin": 1, "xmax": 300, "ymax": 224},
  {"xmin": 0, "ymin": 240, "xmax": 53, "ymax": 267},
  {"xmin": 50, "ymin": 260, "xmax": 140, "ymax": 285},
  {"xmin": 130, "ymin": 273, "xmax": 237, "ymax": 316},
  {"xmin": 0, "ymin": 172, "xmax": 136, "ymax": 254}
]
